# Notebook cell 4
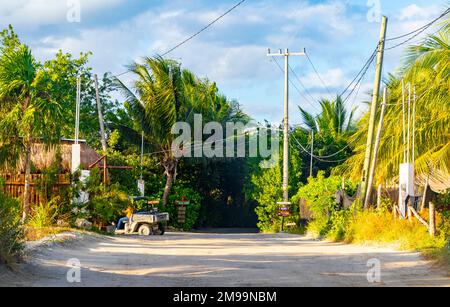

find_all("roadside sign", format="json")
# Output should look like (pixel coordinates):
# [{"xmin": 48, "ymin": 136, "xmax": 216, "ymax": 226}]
[
  {"xmin": 175, "ymin": 196, "xmax": 190, "ymax": 206},
  {"xmin": 176, "ymin": 196, "xmax": 189, "ymax": 224},
  {"xmin": 277, "ymin": 211, "xmax": 291, "ymax": 217},
  {"xmin": 277, "ymin": 202, "xmax": 292, "ymax": 205}
]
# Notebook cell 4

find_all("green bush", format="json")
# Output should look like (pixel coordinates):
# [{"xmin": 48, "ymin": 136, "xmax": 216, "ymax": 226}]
[
  {"xmin": 28, "ymin": 197, "xmax": 59, "ymax": 228},
  {"xmin": 327, "ymin": 209, "xmax": 352, "ymax": 241},
  {"xmin": 250, "ymin": 166, "xmax": 283, "ymax": 232},
  {"xmin": 0, "ymin": 191, "xmax": 24, "ymax": 267},
  {"xmin": 87, "ymin": 184, "xmax": 131, "ymax": 227},
  {"xmin": 72, "ymin": 168, "xmax": 131, "ymax": 227},
  {"xmin": 156, "ymin": 184, "xmax": 201, "ymax": 231},
  {"xmin": 292, "ymin": 172, "xmax": 353, "ymax": 237}
]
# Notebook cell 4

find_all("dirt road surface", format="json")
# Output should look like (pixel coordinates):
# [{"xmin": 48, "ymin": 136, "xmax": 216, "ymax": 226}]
[{"xmin": 2, "ymin": 231, "xmax": 449, "ymax": 287}]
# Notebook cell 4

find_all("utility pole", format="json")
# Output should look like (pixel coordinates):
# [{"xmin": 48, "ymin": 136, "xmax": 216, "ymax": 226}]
[
  {"xmin": 94, "ymin": 74, "xmax": 108, "ymax": 185},
  {"xmin": 75, "ymin": 77, "xmax": 81, "ymax": 145},
  {"xmin": 364, "ymin": 87, "xmax": 387, "ymax": 208},
  {"xmin": 361, "ymin": 16, "xmax": 388, "ymax": 208},
  {"xmin": 94, "ymin": 74, "xmax": 108, "ymax": 154},
  {"xmin": 267, "ymin": 49, "xmax": 305, "ymax": 203},
  {"xmin": 310, "ymin": 130, "xmax": 314, "ymax": 178}
]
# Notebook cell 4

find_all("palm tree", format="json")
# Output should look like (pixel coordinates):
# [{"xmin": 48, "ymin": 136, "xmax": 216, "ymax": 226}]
[
  {"xmin": 0, "ymin": 29, "xmax": 61, "ymax": 221},
  {"xmin": 338, "ymin": 18, "xmax": 449, "ymax": 185},
  {"xmin": 114, "ymin": 57, "xmax": 187, "ymax": 206},
  {"xmin": 299, "ymin": 95, "xmax": 356, "ymax": 136},
  {"xmin": 115, "ymin": 56, "xmax": 248, "ymax": 205}
]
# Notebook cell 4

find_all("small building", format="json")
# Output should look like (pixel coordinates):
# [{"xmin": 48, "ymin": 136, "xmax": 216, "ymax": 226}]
[{"xmin": 1, "ymin": 139, "xmax": 101, "ymax": 204}]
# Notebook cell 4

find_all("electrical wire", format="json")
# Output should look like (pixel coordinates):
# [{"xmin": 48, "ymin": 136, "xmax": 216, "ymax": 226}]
[
  {"xmin": 385, "ymin": 8, "xmax": 450, "ymax": 51},
  {"xmin": 111, "ymin": 0, "xmax": 247, "ymax": 78},
  {"xmin": 386, "ymin": 8, "xmax": 450, "ymax": 42},
  {"xmin": 304, "ymin": 50, "xmax": 333, "ymax": 97},
  {"xmin": 290, "ymin": 133, "xmax": 354, "ymax": 161},
  {"xmin": 289, "ymin": 65, "xmax": 320, "ymax": 107},
  {"xmin": 340, "ymin": 47, "xmax": 377, "ymax": 100},
  {"xmin": 342, "ymin": 49, "xmax": 377, "ymax": 106},
  {"xmin": 270, "ymin": 58, "xmax": 321, "ymax": 113},
  {"xmin": 161, "ymin": 0, "xmax": 247, "ymax": 57}
]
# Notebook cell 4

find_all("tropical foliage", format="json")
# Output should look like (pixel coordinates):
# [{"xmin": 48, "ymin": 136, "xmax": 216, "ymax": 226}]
[
  {"xmin": 114, "ymin": 56, "xmax": 248, "ymax": 206},
  {"xmin": 338, "ymin": 20, "xmax": 450, "ymax": 185}
]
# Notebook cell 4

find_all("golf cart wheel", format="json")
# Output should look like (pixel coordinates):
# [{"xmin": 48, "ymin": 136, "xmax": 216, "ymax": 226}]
[
  {"xmin": 158, "ymin": 223, "xmax": 165, "ymax": 235},
  {"xmin": 138, "ymin": 224, "xmax": 151, "ymax": 236}
]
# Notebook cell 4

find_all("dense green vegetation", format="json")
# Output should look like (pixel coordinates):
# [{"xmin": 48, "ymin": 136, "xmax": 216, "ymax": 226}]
[{"xmin": 0, "ymin": 13, "xmax": 448, "ymax": 268}]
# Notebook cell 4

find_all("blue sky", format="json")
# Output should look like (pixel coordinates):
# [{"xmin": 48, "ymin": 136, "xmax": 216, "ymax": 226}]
[{"xmin": 0, "ymin": 0, "xmax": 447, "ymax": 124}]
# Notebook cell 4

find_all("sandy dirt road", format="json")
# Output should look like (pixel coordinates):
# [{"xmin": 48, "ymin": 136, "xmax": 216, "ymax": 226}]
[{"xmin": 1, "ymin": 231, "xmax": 449, "ymax": 287}]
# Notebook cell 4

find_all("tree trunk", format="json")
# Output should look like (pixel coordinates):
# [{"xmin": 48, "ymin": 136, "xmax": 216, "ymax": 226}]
[
  {"xmin": 162, "ymin": 158, "xmax": 178, "ymax": 206},
  {"xmin": 22, "ymin": 135, "xmax": 32, "ymax": 222},
  {"xmin": 429, "ymin": 202, "xmax": 436, "ymax": 237}
]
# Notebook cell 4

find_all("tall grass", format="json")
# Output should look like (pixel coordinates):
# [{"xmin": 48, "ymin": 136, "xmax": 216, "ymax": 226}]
[
  {"xmin": 0, "ymin": 192, "xmax": 24, "ymax": 267},
  {"xmin": 320, "ymin": 207, "xmax": 450, "ymax": 270}
]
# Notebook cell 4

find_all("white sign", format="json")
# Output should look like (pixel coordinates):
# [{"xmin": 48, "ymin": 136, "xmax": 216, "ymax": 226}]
[
  {"xmin": 71, "ymin": 144, "xmax": 81, "ymax": 173},
  {"xmin": 137, "ymin": 180, "xmax": 145, "ymax": 197}
]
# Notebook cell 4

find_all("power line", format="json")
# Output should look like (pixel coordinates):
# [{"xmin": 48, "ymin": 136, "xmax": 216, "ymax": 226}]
[
  {"xmin": 290, "ymin": 132, "xmax": 355, "ymax": 160},
  {"xmin": 386, "ymin": 7, "xmax": 450, "ymax": 42},
  {"xmin": 340, "ymin": 47, "xmax": 377, "ymax": 99},
  {"xmin": 270, "ymin": 58, "xmax": 321, "ymax": 113},
  {"xmin": 304, "ymin": 49, "xmax": 333, "ymax": 97},
  {"xmin": 161, "ymin": 0, "xmax": 247, "ymax": 57},
  {"xmin": 288, "ymin": 64, "xmax": 320, "ymax": 106},
  {"xmin": 342, "ymin": 50, "xmax": 377, "ymax": 105},
  {"xmin": 111, "ymin": 0, "xmax": 247, "ymax": 78},
  {"xmin": 385, "ymin": 7, "xmax": 450, "ymax": 51}
]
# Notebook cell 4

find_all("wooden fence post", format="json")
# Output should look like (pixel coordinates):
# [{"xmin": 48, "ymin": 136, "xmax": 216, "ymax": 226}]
[
  {"xmin": 377, "ymin": 184, "xmax": 383, "ymax": 210},
  {"xmin": 420, "ymin": 177, "xmax": 429, "ymax": 213},
  {"xmin": 429, "ymin": 202, "xmax": 436, "ymax": 237},
  {"xmin": 407, "ymin": 203, "xmax": 412, "ymax": 223}
]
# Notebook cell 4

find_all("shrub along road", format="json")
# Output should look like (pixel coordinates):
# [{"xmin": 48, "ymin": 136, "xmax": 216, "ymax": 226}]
[{"xmin": 2, "ymin": 231, "xmax": 449, "ymax": 287}]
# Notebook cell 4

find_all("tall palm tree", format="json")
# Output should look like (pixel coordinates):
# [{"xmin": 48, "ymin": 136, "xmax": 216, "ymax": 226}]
[
  {"xmin": 114, "ymin": 57, "xmax": 187, "ymax": 206},
  {"xmin": 115, "ymin": 56, "xmax": 247, "ymax": 205},
  {"xmin": 338, "ymin": 17, "xmax": 449, "ymax": 185},
  {"xmin": 0, "ymin": 30, "xmax": 61, "ymax": 221}
]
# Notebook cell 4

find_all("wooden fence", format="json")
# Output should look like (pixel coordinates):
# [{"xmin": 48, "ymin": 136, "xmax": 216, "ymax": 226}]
[{"xmin": 1, "ymin": 173, "xmax": 71, "ymax": 205}]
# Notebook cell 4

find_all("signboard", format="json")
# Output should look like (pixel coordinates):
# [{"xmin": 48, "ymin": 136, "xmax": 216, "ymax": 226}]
[
  {"xmin": 178, "ymin": 206, "xmax": 187, "ymax": 224},
  {"xmin": 176, "ymin": 196, "xmax": 190, "ymax": 224},
  {"xmin": 175, "ymin": 196, "xmax": 190, "ymax": 206},
  {"xmin": 277, "ymin": 206, "xmax": 291, "ymax": 217}
]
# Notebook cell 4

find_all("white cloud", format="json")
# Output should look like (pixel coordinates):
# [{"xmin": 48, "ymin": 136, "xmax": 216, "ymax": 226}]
[
  {"xmin": 398, "ymin": 4, "xmax": 441, "ymax": 21},
  {"xmin": 5, "ymin": 0, "xmax": 445, "ymax": 124},
  {"xmin": 302, "ymin": 68, "xmax": 348, "ymax": 90},
  {"xmin": 0, "ymin": 0, "xmax": 125, "ymax": 27}
]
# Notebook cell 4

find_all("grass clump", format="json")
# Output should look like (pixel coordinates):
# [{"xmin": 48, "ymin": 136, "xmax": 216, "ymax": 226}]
[{"xmin": 0, "ymin": 191, "xmax": 24, "ymax": 267}]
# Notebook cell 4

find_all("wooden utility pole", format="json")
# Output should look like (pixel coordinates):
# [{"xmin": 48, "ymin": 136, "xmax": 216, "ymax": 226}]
[
  {"xmin": 94, "ymin": 74, "xmax": 108, "ymax": 154},
  {"xmin": 364, "ymin": 87, "xmax": 387, "ymax": 208},
  {"xmin": 361, "ymin": 16, "xmax": 388, "ymax": 208},
  {"xmin": 310, "ymin": 130, "xmax": 314, "ymax": 178},
  {"xmin": 267, "ymin": 49, "xmax": 305, "ymax": 204}
]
